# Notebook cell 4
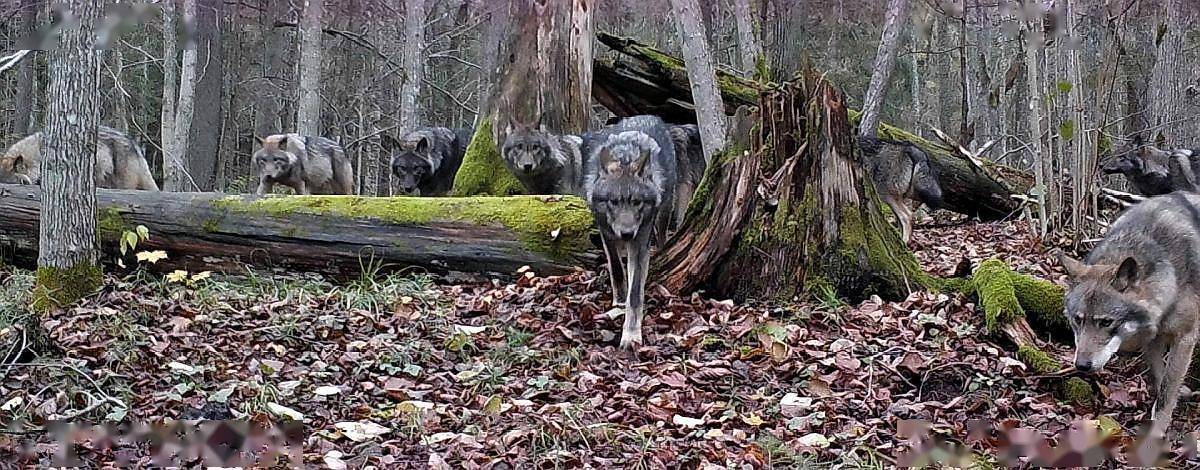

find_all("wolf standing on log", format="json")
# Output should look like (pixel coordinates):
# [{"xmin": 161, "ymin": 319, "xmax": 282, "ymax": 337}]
[
  {"xmin": 500, "ymin": 121, "xmax": 588, "ymax": 195},
  {"xmin": 1061, "ymin": 192, "xmax": 1200, "ymax": 445},
  {"xmin": 0, "ymin": 126, "xmax": 159, "ymax": 190},
  {"xmin": 384, "ymin": 127, "xmax": 471, "ymax": 196},
  {"xmin": 857, "ymin": 136, "xmax": 943, "ymax": 242},
  {"xmin": 253, "ymin": 134, "xmax": 355, "ymax": 195},
  {"xmin": 584, "ymin": 115, "xmax": 677, "ymax": 350}
]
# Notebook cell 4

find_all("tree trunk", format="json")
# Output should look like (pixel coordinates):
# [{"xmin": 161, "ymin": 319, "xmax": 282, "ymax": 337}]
[
  {"xmin": 474, "ymin": 1, "xmax": 508, "ymax": 127},
  {"xmin": 1020, "ymin": 0, "xmax": 1049, "ymax": 236},
  {"xmin": 732, "ymin": 0, "xmax": 763, "ymax": 78},
  {"xmin": 184, "ymin": 0, "xmax": 224, "ymax": 191},
  {"xmin": 13, "ymin": 0, "xmax": 41, "ymax": 136},
  {"xmin": 160, "ymin": 0, "xmax": 184, "ymax": 191},
  {"xmin": 1147, "ymin": 0, "xmax": 1189, "ymax": 143},
  {"xmin": 36, "ymin": 0, "xmax": 103, "ymax": 312},
  {"xmin": 669, "ymin": 0, "xmax": 728, "ymax": 162},
  {"xmin": 254, "ymin": 0, "xmax": 289, "ymax": 138},
  {"xmin": 398, "ymin": 0, "xmax": 425, "ymax": 131},
  {"xmin": 453, "ymin": 0, "xmax": 592, "ymax": 196},
  {"xmin": 0, "ymin": 185, "xmax": 599, "ymax": 280},
  {"xmin": 654, "ymin": 72, "xmax": 931, "ymax": 301},
  {"xmin": 858, "ymin": 0, "xmax": 910, "ymax": 138},
  {"xmin": 296, "ymin": 0, "xmax": 323, "ymax": 136},
  {"xmin": 169, "ymin": 0, "xmax": 199, "ymax": 192}
]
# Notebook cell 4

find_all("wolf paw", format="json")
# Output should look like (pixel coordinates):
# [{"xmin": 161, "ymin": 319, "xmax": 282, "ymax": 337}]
[{"xmin": 619, "ymin": 330, "xmax": 643, "ymax": 350}]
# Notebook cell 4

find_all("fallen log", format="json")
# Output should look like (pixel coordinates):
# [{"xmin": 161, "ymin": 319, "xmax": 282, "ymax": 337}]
[
  {"xmin": 0, "ymin": 184, "xmax": 600, "ymax": 278},
  {"xmin": 593, "ymin": 32, "xmax": 1033, "ymax": 220}
]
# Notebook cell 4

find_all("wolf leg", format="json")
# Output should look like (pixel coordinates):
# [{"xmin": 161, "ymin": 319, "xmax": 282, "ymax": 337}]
[
  {"xmin": 1145, "ymin": 339, "xmax": 1168, "ymax": 409},
  {"xmin": 256, "ymin": 179, "xmax": 273, "ymax": 196},
  {"xmin": 619, "ymin": 234, "xmax": 651, "ymax": 350},
  {"xmin": 1149, "ymin": 331, "xmax": 1197, "ymax": 440},
  {"xmin": 600, "ymin": 234, "xmax": 628, "ymax": 316},
  {"xmin": 296, "ymin": 180, "xmax": 311, "ymax": 195}
]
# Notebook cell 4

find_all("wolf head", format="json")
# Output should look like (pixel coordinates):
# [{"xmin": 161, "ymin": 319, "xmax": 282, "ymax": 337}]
[
  {"xmin": 1102, "ymin": 137, "xmax": 1170, "ymax": 176},
  {"xmin": 1061, "ymin": 254, "xmax": 1168, "ymax": 373},
  {"xmin": 501, "ymin": 123, "xmax": 560, "ymax": 177},
  {"xmin": 385, "ymin": 134, "xmax": 434, "ymax": 195},
  {"xmin": 0, "ymin": 153, "xmax": 34, "ymax": 185},
  {"xmin": 907, "ymin": 146, "xmax": 943, "ymax": 209},
  {"xmin": 588, "ymin": 131, "xmax": 663, "ymax": 241},
  {"xmin": 253, "ymin": 135, "xmax": 301, "ymax": 182}
]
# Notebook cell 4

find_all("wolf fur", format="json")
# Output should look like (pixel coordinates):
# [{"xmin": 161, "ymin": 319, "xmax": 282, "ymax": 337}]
[
  {"xmin": 584, "ymin": 115, "xmax": 678, "ymax": 350},
  {"xmin": 0, "ymin": 126, "xmax": 159, "ymax": 190},
  {"xmin": 253, "ymin": 134, "xmax": 354, "ymax": 195},
  {"xmin": 385, "ymin": 127, "xmax": 470, "ymax": 196},
  {"xmin": 857, "ymin": 136, "xmax": 944, "ymax": 242},
  {"xmin": 1102, "ymin": 139, "xmax": 1177, "ymax": 196},
  {"xmin": 667, "ymin": 124, "xmax": 708, "ymax": 228},
  {"xmin": 1061, "ymin": 192, "xmax": 1200, "ymax": 441},
  {"xmin": 501, "ymin": 123, "xmax": 588, "ymax": 195}
]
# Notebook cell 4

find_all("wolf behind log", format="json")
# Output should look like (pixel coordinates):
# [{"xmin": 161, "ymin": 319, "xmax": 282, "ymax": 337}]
[
  {"xmin": 667, "ymin": 124, "xmax": 707, "ymax": 228},
  {"xmin": 584, "ymin": 115, "xmax": 677, "ymax": 350},
  {"xmin": 0, "ymin": 126, "xmax": 159, "ymax": 190},
  {"xmin": 500, "ymin": 122, "xmax": 588, "ymax": 195},
  {"xmin": 1061, "ymin": 192, "xmax": 1200, "ymax": 445},
  {"xmin": 384, "ymin": 127, "xmax": 470, "ymax": 196},
  {"xmin": 857, "ymin": 136, "xmax": 943, "ymax": 242},
  {"xmin": 1102, "ymin": 139, "xmax": 1177, "ymax": 196},
  {"xmin": 253, "ymin": 134, "xmax": 354, "ymax": 195}
]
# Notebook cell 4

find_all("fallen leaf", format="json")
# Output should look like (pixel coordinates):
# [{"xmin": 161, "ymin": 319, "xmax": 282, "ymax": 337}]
[
  {"xmin": 672, "ymin": 414, "xmax": 705, "ymax": 428},
  {"xmin": 335, "ymin": 421, "xmax": 391, "ymax": 442}
]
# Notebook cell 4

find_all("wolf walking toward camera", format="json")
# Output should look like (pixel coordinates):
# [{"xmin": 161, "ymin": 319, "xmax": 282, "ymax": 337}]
[
  {"xmin": 1061, "ymin": 192, "xmax": 1200, "ymax": 443},
  {"xmin": 384, "ymin": 127, "xmax": 470, "ymax": 196},
  {"xmin": 0, "ymin": 126, "xmax": 158, "ymax": 190},
  {"xmin": 253, "ymin": 134, "xmax": 354, "ymax": 195},
  {"xmin": 857, "ymin": 136, "xmax": 943, "ymax": 242},
  {"xmin": 584, "ymin": 115, "xmax": 677, "ymax": 350}
]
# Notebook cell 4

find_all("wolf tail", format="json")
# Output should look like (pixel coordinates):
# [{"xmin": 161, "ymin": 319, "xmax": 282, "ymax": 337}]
[{"xmin": 906, "ymin": 146, "xmax": 944, "ymax": 209}]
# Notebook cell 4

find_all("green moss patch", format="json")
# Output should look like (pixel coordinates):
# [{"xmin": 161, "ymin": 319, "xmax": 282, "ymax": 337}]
[
  {"xmin": 33, "ymin": 263, "xmax": 103, "ymax": 313},
  {"xmin": 974, "ymin": 259, "xmax": 1023, "ymax": 332},
  {"xmin": 452, "ymin": 120, "xmax": 525, "ymax": 196},
  {"xmin": 214, "ymin": 194, "xmax": 594, "ymax": 261}
]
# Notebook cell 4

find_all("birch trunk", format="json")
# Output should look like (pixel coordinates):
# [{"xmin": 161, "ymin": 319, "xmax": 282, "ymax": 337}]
[
  {"xmin": 858, "ymin": 0, "xmax": 910, "ymax": 138},
  {"xmin": 160, "ymin": 0, "xmax": 183, "ymax": 191},
  {"xmin": 170, "ymin": 0, "xmax": 199, "ymax": 191},
  {"xmin": 295, "ymin": 0, "xmax": 323, "ymax": 136},
  {"xmin": 36, "ymin": 0, "xmax": 103, "ymax": 312},
  {"xmin": 13, "ymin": 0, "xmax": 40, "ymax": 136},
  {"xmin": 398, "ymin": 0, "xmax": 425, "ymax": 131},
  {"xmin": 1020, "ymin": 0, "xmax": 1049, "ymax": 236},
  {"xmin": 669, "ymin": 0, "xmax": 728, "ymax": 162}
]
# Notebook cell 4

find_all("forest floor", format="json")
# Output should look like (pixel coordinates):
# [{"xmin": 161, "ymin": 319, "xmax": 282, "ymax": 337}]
[{"xmin": 1, "ymin": 216, "xmax": 1198, "ymax": 468}]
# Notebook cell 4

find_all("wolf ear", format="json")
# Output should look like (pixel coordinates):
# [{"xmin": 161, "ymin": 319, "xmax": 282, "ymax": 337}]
[
  {"xmin": 255, "ymin": 136, "xmax": 266, "ymax": 147},
  {"xmin": 416, "ymin": 137, "xmax": 430, "ymax": 153},
  {"xmin": 597, "ymin": 147, "xmax": 617, "ymax": 174},
  {"xmin": 1112, "ymin": 257, "xmax": 1141, "ymax": 291},
  {"xmin": 1060, "ymin": 254, "xmax": 1087, "ymax": 279}
]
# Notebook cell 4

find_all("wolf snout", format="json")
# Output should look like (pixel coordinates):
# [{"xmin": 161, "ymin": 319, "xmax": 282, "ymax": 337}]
[
  {"xmin": 522, "ymin": 162, "xmax": 534, "ymax": 172},
  {"xmin": 618, "ymin": 230, "xmax": 637, "ymax": 241},
  {"xmin": 1074, "ymin": 359, "xmax": 1095, "ymax": 374}
]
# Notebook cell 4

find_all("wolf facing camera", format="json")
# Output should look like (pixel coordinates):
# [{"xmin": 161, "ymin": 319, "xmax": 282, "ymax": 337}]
[
  {"xmin": 501, "ymin": 121, "xmax": 587, "ymax": 195},
  {"xmin": 1061, "ymin": 192, "xmax": 1200, "ymax": 443},
  {"xmin": 253, "ymin": 134, "xmax": 355, "ymax": 195},
  {"xmin": 857, "ymin": 136, "xmax": 943, "ymax": 242},
  {"xmin": 584, "ymin": 115, "xmax": 677, "ymax": 350},
  {"xmin": 0, "ymin": 126, "xmax": 159, "ymax": 190},
  {"xmin": 384, "ymin": 127, "xmax": 471, "ymax": 196}
]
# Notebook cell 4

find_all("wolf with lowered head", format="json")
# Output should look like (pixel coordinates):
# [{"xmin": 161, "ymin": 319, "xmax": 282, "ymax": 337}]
[
  {"xmin": 1061, "ymin": 192, "xmax": 1200, "ymax": 443},
  {"xmin": 0, "ymin": 126, "xmax": 158, "ymax": 190},
  {"xmin": 253, "ymin": 134, "xmax": 354, "ymax": 195},
  {"xmin": 385, "ymin": 127, "xmax": 471, "ymax": 196},
  {"xmin": 857, "ymin": 136, "xmax": 943, "ymax": 242},
  {"xmin": 1101, "ymin": 137, "xmax": 1178, "ymax": 196},
  {"xmin": 584, "ymin": 115, "xmax": 677, "ymax": 350}
]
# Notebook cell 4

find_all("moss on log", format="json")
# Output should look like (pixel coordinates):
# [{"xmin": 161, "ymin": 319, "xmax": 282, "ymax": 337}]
[
  {"xmin": 451, "ymin": 120, "xmax": 525, "ymax": 196},
  {"xmin": 32, "ymin": 263, "xmax": 103, "ymax": 313}
]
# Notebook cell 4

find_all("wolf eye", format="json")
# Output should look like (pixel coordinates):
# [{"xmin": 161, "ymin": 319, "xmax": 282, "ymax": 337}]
[{"xmin": 1097, "ymin": 319, "xmax": 1115, "ymax": 329}]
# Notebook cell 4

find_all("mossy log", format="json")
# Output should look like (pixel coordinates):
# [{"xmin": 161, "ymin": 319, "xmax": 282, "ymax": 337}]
[
  {"xmin": 0, "ymin": 184, "xmax": 600, "ymax": 278},
  {"xmin": 653, "ymin": 71, "xmax": 931, "ymax": 302},
  {"xmin": 594, "ymin": 32, "xmax": 1032, "ymax": 220}
]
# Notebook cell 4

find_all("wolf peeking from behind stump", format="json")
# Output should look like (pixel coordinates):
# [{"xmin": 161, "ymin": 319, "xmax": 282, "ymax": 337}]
[
  {"xmin": 584, "ymin": 115, "xmax": 677, "ymax": 350},
  {"xmin": 384, "ymin": 127, "xmax": 471, "ymax": 196},
  {"xmin": 857, "ymin": 136, "xmax": 943, "ymax": 243}
]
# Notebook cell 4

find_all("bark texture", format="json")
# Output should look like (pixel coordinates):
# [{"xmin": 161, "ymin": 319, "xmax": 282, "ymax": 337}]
[
  {"xmin": 732, "ymin": 0, "xmax": 762, "ymax": 77},
  {"xmin": 0, "ymin": 185, "xmax": 599, "ymax": 279},
  {"xmin": 296, "ymin": 0, "xmax": 323, "ymax": 136},
  {"xmin": 669, "ymin": 0, "xmax": 728, "ymax": 161},
  {"xmin": 858, "ymin": 0, "xmax": 910, "ymax": 138},
  {"xmin": 184, "ymin": 0, "xmax": 224, "ymax": 191},
  {"xmin": 13, "ymin": 0, "xmax": 41, "ymax": 136},
  {"xmin": 398, "ymin": 0, "xmax": 425, "ymax": 131},
  {"xmin": 1147, "ymin": 0, "xmax": 1190, "ymax": 143},
  {"xmin": 36, "ymin": 0, "xmax": 103, "ymax": 311},
  {"xmin": 160, "ymin": 0, "xmax": 185, "ymax": 191}
]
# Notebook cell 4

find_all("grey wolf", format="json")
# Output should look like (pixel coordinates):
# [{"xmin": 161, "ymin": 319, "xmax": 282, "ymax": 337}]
[
  {"xmin": 1102, "ymin": 138, "xmax": 1177, "ymax": 196},
  {"xmin": 1061, "ymin": 192, "xmax": 1200, "ymax": 442},
  {"xmin": 253, "ymin": 134, "xmax": 354, "ymax": 195},
  {"xmin": 384, "ymin": 127, "xmax": 470, "ymax": 196},
  {"xmin": 0, "ymin": 126, "xmax": 159, "ymax": 190},
  {"xmin": 500, "ymin": 122, "xmax": 588, "ymax": 195},
  {"xmin": 667, "ymin": 123, "xmax": 707, "ymax": 228},
  {"xmin": 584, "ymin": 115, "xmax": 677, "ymax": 350},
  {"xmin": 857, "ymin": 136, "xmax": 943, "ymax": 242}
]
